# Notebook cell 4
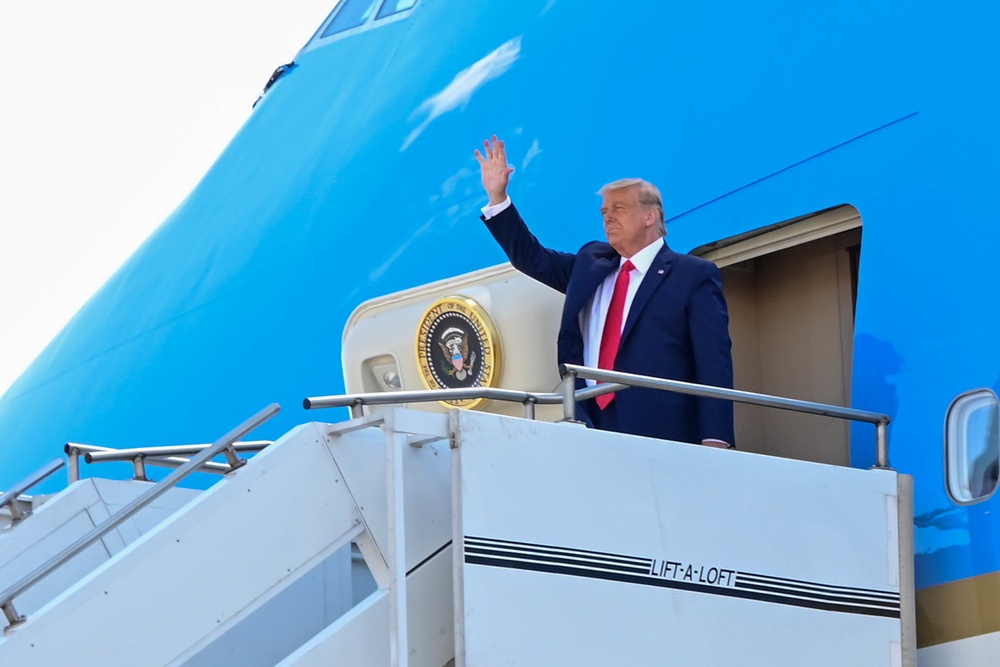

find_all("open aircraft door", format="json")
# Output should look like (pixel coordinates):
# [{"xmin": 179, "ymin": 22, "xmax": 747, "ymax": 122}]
[{"xmin": 451, "ymin": 410, "xmax": 914, "ymax": 667}]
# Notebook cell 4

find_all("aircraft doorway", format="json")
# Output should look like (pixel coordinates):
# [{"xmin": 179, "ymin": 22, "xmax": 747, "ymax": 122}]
[{"xmin": 693, "ymin": 206, "xmax": 862, "ymax": 466}]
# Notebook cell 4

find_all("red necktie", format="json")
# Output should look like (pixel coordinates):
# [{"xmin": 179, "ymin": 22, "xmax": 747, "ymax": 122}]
[{"xmin": 596, "ymin": 260, "xmax": 634, "ymax": 409}]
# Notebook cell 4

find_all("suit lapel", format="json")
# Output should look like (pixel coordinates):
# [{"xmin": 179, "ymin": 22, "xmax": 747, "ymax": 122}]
[{"xmin": 621, "ymin": 244, "xmax": 674, "ymax": 344}]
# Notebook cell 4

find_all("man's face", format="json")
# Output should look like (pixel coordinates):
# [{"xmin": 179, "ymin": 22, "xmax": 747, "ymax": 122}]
[{"xmin": 601, "ymin": 187, "xmax": 655, "ymax": 258}]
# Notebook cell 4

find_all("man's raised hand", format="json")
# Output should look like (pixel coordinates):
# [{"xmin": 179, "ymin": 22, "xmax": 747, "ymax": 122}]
[{"xmin": 474, "ymin": 135, "xmax": 514, "ymax": 206}]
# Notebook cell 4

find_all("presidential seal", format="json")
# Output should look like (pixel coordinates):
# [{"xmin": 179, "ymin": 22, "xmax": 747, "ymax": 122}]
[{"xmin": 415, "ymin": 296, "xmax": 503, "ymax": 409}]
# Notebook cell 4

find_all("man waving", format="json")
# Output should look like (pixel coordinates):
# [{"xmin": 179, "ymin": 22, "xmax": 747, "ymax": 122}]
[{"xmin": 475, "ymin": 136, "xmax": 735, "ymax": 447}]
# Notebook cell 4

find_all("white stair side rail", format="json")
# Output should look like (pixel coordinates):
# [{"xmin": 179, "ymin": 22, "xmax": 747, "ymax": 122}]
[
  {"xmin": 0, "ymin": 418, "xmax": 368, "ymax": 666},
  {"xmin": 0, "ymin": 404, "xmax": 279, "ymax": 629},
  {"xmin": 280, "ymin": 409, "xmax": 454, "ymax": 667},
  {"xmin": 388, "ymin": 427, "xmax": 410, "ymax": 666},
  {"xmin": 0, "ymin": 478, "xmax": 199, "ymax": 619},
  {"xmin": 381, "ymin": 409, "xmax": 454, "ymax": 667}
]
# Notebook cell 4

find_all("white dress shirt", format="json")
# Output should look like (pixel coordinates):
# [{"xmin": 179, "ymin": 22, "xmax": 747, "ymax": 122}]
[
  {"xmin": 579, "ymin": 237, "xmax": 664, "ymax": 382},
  {"xmin": 481, "ymin": 197, "xmax": 513, "ymax": 219}
]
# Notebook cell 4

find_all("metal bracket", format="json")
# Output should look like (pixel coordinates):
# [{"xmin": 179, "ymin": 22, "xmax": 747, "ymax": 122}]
[
  {"xmin": 408, "ymin": 435, "xmax": 447, "ymax": 448},
  {"xmin": 326, "ymin": 416, "xmax": 385, "ymax": 437},
  {"xmin": 3, "ymin": 498, "xmax": 27, "ymax": 525},
  {"xmin": 1, "ymin": 600, "xmax": 24, "ymax": 632},
  {"xmin": 221, "ymin": 444, "xmax": 247, "ymax": 472},
  {"xmin": 66, "ymin": 447, "xmax": 82, "ymax": 484},
  {"xmin": 132, "ymin": 456, "xmax": 149, "ymax": 482}
]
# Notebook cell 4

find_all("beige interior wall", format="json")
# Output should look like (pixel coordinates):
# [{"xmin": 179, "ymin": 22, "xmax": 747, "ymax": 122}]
[{"xmin": 721, "ymin": 228, "xmax": 860, "ymax": 465}]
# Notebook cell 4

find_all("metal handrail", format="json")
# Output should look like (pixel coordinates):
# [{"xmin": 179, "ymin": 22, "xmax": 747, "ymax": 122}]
[
  {"xmin": 304, "ymin": 384, "xmax": 630, "ymax": 415},
  {"xmin": 66, "ymin": 444, "xmax": 244, "ymax": 482},
  {"xmin": 77, "ymin": 441, "xmax": 274, "ymax": 481},
  {"xmin": 82, "ymin": 441, "xmax": 272, "ymax": 463},
  {"xmin": 304, "ymin": 364, "xmax": 891, "ymax": 468},
  {"xmin": 307, "ymin": 387, "xmax": 557, "ymax": 419},
  {"xmin": 561, "ymin": 364, "xmax": 892, "ymax": 468},
  {"xmin": 0, "ymin": 459, "xmax": 65, "ymax": 525},
  {"xmin": 0, "ymin": 403, "xmax": 280, "ymax": 629},
  {"xmin": 66, "ymin": 443, "xmax": 233, "ymax": 480}
]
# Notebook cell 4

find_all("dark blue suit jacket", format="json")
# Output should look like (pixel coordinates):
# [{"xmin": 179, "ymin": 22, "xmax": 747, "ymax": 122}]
[{"xmin": 484, "ymin": 204, "xmax": 735, "ymax": 445}]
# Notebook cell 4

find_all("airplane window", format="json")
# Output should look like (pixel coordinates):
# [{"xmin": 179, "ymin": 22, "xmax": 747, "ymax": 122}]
[
  {"xmin": 377, "ymin": 0, "xmax": 418, "ymax": 19},
  {"xmin": 946, "ymin": 388, "xmax": 1000, "ymax": 503},
  {"xmin": 322, "ymin": 0, "xmax": 382, "ymax": 38},
  {"xmin": 300, "ymin": 0, "xmax": 420, "ymax": 55}
]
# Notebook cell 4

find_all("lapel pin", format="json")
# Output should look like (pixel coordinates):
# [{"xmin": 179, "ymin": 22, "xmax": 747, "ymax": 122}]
[{"xmin": 657, "ymin": 269, "xmax": 664, "ymax": 275}]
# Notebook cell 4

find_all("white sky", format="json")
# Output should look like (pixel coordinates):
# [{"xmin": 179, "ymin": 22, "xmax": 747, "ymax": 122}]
[{"xmin": 0, "ymin": 1, "xmax": 335, "ymax": 394}]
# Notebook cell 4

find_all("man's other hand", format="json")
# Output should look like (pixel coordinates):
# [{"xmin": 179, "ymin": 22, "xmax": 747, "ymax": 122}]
[{"xmin": 701, "ymin": 439, "xmax": 732, "ymax": 449}]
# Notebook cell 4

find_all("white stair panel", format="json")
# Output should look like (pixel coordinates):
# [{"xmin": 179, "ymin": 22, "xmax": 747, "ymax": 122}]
[
  {"xmin": 325, "ymin": 410, "xmax": 452, "ymax": 576},
  {"xmin": 279, "ymin": 589, "xmax": 392, "ymax": 667},
  {"xmin": 182, "ymin": 545, "xmax": 355, "ymax": 667},
  {"xmin": 0, "ymin": 478, "xmax": 198, "ymax": 617},
  {"xmin": 0, "ymin": 423, "xmax": 362, "ymax": 666},
  {"xmin": 452, "ymin": 410, "xmax": 910, "ymax": 667},
  {"xmin": 279, "ymin": 545, "xmax": 453, "ymax": 667}
]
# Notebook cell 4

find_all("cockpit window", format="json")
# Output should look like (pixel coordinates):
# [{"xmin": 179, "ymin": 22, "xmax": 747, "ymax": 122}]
[
  {"xmin": 322, "ymin": 0, "xmax": 381, "ymax": 38},
  {"xmin": 946, "ymin": 388, "xmax": 1000, "ymax": 504},
  {"xmin": 377, "ymin": 0, "xmax": 418, "ymax": 19},
  {"xmin": 303, "ymin": 0, "xmax": 419, "ymax": 53}
]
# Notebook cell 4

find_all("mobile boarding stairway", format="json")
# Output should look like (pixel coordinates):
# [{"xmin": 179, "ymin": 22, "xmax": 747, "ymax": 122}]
[{"xmin": 0, "ymin": 367, "xmax": 914, "ymax": 667}]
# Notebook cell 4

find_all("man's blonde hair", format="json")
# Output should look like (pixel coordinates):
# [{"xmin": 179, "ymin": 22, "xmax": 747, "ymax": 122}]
[{"xmin": 598, "ymin": 178, "xmax": 666, "ymax": 236}]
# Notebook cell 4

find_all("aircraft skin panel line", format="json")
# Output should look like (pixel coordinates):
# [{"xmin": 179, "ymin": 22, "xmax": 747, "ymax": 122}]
[{"xmin": 671, "ymin": 111, "xmax": 920, "ymax": 223}]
